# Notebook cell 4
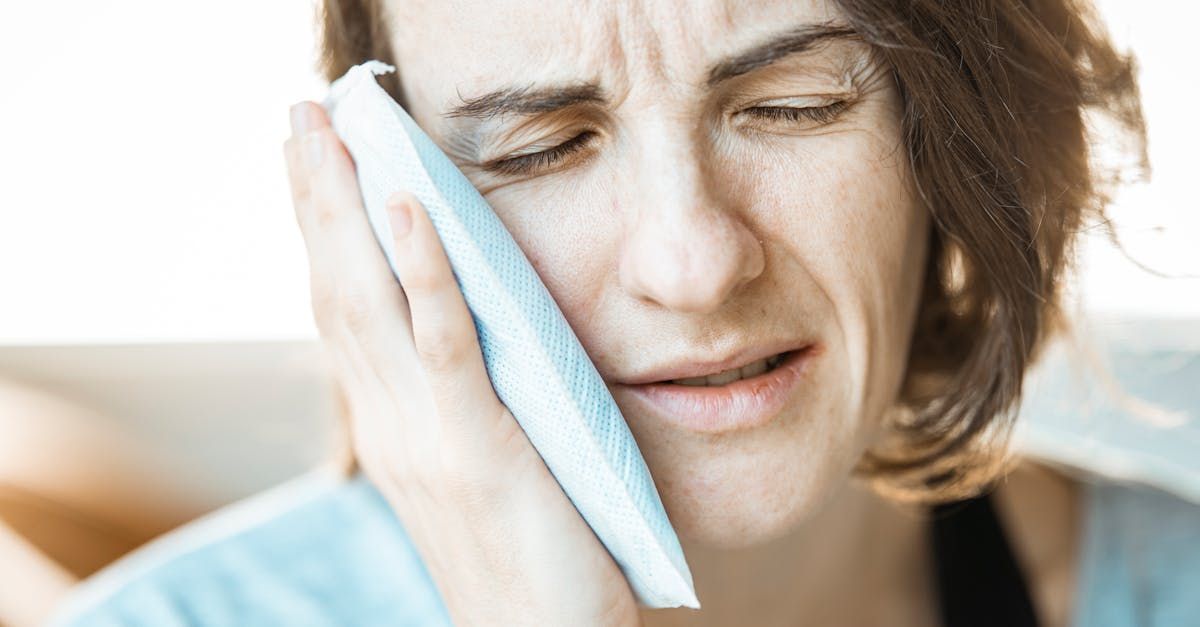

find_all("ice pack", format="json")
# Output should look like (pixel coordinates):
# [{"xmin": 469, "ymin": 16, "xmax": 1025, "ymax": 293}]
[{"xmin": 320, "ymin": 60, "xmax": 698, "ymax": 609}]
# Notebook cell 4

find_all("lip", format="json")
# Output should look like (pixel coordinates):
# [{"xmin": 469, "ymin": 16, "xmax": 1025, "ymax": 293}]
[
  {"xmin": 619, "ymin": 340, "xmax": 815, "ymax": 385},
  {"xmin": 618, "ymin": 343, "xmax": 820, "ymax": 434}
]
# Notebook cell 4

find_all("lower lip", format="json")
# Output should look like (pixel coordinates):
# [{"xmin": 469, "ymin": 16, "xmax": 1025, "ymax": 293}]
[{"xmin": 621, "ymin": 344, "xmax": 819, "ymax": 434}]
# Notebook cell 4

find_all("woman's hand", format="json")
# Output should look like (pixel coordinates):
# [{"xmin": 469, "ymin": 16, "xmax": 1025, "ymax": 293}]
[{"xmin": 282, "ymin": 101, "xmax": 640, "ymax": 627}]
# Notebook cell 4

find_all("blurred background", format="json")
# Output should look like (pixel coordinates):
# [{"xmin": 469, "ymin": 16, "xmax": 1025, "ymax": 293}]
[{"xmin": 0, "ymin": 0, "xmax": 1197, "ymax": 623}]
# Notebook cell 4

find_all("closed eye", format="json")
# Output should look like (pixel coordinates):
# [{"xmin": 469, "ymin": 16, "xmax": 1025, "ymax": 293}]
[
  {"xmin": 741, "ymin": 100, "xmax": 850, "ymax": 126},
  {"xmin": 482, "ymin": 101, "xmax": 849, "ymax": 176},
  {"xmin": 486, "ymin": 130, "xmax": 598, "ymax": 176}
]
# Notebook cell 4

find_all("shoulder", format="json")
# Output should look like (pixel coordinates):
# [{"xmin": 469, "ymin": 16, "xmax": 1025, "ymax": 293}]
[
  {"xmin": 1008, "ymin": 327, "xmax": 1200, "ymax": 625},
  {"xmin": 1072, "ymin": 477, "xmax": 1200, "ymax": 627},
  {"xmin": 996, "ymin": 460, "xmax": 1200, "ymax": 627},
  {"xmin": 48, "ymin": 469, "xmax": 451, "ymax": 627}
]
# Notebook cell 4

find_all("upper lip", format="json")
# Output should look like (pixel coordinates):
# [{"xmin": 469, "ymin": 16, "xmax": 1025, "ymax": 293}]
[{"xmin": 617, "ymin": 339, "xmax": 815, "ymax": 385}]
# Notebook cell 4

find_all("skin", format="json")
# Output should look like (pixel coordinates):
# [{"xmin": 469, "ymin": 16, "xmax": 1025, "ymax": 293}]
[
  {"xmin": 386, "ymin": 0, "xmax": 928, "ymax": 549},
  {"xmin": 283, "ymin": 0, "xmax": 1080, "ymax": 624},
  {"xmin": 0, "ymin": 519, "xmax": 76, "ymax": 627}
]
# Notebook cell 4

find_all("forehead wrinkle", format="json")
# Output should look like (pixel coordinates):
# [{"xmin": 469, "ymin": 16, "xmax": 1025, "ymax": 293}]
[
  {"xmin": 713, "ymin": 0, "xmax": 738, "ymax": 32},
  {"xmin": 612, "ymin": 2, "xmax": 671, "ymax": 88},
  {"xmin": 535, "ymin": 1, "xmax": 628, "ymax": 104}
]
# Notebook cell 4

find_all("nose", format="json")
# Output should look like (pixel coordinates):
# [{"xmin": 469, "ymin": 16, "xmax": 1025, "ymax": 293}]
[{"xmin": 617, "ymin": 121, "xmax": 765, "ymax": 314}]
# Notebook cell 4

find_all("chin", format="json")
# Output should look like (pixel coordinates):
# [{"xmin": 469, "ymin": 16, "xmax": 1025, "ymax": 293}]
[{"xmin": 646, "ymin": 422, "xmax": 866, "ymax": 550}]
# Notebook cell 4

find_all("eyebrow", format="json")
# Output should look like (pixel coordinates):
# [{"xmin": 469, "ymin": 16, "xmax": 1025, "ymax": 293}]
[
  {"xmin": 445, "ymin": 83, "xmax": 606, "ymax": 119},
  {"xmin": 442, "ymin": 21, "xmax": 859, "ymax": 121},
  {"xmin": 705, "ymin": 22, "xmax": 859, "ymax": 87}
]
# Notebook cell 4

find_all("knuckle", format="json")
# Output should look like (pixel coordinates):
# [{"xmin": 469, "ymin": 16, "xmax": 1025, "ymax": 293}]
[
  {"xmin": 284, "ymin": 142, "xmax": 313, "ymax": 216},
  {"xmin": 414, "ymin": 322, "xmax": 469, "ymax": 371},
  {"xmin": 313, "ymin": 311, "xmax": 339, "ymax": 342},
  {"xmin": 291, "ymin": 193, "xmax": 313, "ymax": 229},
  {"xmin": 490, "ymin": 409, "xmax": 534, "ymax": 464},
  {"xmin": 396, "ymin": 249, "xmax": 447, "ymax": 296},
  {"xmin": 282, "ymin": 135, "xmax": 299, "ymax": 161},
  {"xmin": 338, "ymin": 286, "xmax": 377, "ymax": 336},
  {"xmin": 399, "ymin": 264, "xmax": 440, "ymax": 296},
  {"xmin": 309, "ymin": 275, "xmax": 340, "ymax": 329},
  {"xmin": 435, "ymin": 408, "xmax": 521, "ymax": 508},
  {"xmin": 282, "ymin": 139, "xmax": 305, "ymax": 182},
  {"xmin": 308, "ymin": 265, "xmax": 335, "ymax": 299},
  {"xmin": 314, "ymin": 197, "xmax": 340, "ymax": 230}
]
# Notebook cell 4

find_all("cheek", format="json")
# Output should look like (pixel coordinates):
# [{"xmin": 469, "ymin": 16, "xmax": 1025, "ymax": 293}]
[
  {"xmin": 480, "ymin": 175, "xmax": 618, "ymax": 346},
  {"xmin": 469, "ymin": 106, "xmax": 929, "ymax": 549},
  {"xmin": 741, "ymin": 120, "xmax": 928, "ymax": 434}
]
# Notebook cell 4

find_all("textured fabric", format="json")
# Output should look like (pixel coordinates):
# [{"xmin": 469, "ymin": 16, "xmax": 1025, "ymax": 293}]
[
  {"xmin": 48, "ymin": 470, "xmax": 1200, "ymax": 626},
  {"xmin": 1014, "ymin": 332, "xmax": 1200, "ymax": 503},
  {"xmin": 318, "ymin": 60, "xmax": 695, "ymax": 608},
  {"xmin": 50, "ymin": 470, "xmax": 453, "ymax": 627},
  {"xmin": 1071, "ymin": 479, "xmax": 1200, "ymax": 627}
]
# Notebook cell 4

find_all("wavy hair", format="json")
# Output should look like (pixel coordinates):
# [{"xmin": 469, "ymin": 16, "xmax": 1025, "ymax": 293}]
[{"xmin": 313, "ymin": 0, "xmax": 1147, "ymax": 502}]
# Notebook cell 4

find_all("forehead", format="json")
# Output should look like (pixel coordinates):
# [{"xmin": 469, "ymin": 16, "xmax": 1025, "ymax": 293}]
[{"xmin": 385, "ymin": 0, "xmax": 845, "ymax": 108}]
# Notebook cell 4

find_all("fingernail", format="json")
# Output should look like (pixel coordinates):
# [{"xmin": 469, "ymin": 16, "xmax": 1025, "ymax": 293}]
[
  {"xmin": 289, "ymin": 103, "xmax": 311, "ymax": 135},
  {"xmin": 303, "ymin": 131, "xmax": 324, "ymax": 169},
  {"xmin": 387, "ymin": 195, "xmax": 413, "ymax": 238}
]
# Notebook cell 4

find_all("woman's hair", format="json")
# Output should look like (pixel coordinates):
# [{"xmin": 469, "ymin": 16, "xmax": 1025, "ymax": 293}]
[{"xmin": 314, "ymin": 0, "xmax": 1146, "ymax": 502}]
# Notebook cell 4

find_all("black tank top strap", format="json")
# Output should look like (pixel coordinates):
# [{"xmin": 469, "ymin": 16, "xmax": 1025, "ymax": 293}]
[{"xmin": 928, "ymin": 489, "xmax": 1040, "ymax": 627}]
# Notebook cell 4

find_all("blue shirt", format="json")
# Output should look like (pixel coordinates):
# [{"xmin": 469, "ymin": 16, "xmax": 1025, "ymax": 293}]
[
  {"xmin": 48, "ymin": 467, "xmax": 1200, "ymax": 627},
  {"xmin": 50, "ymin": 471, "xmax": 452, "ymax": 627}
]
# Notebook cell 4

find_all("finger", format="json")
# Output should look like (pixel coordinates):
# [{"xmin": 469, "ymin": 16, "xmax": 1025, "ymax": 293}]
[
  {"xmin": 283, "ymin": 135, "xmax": 313, "ymax": 237},
  {"xmin": 283, "ymin": 102, "xmax": 329, "ymax": 234},
  {"xmin": 385, "ymin": 192, "xmax": 505, "ymax": 430},
  {"xmin": 284, "ymin": 101, "xmax": 331, "ymax": 241},
  {"xmin": 295, "ymin": 114, "xmax": 425, "ymax": 390},
  {"xmin": 307, "ymin": 124, "xmax": 415, "ymax": 317}
]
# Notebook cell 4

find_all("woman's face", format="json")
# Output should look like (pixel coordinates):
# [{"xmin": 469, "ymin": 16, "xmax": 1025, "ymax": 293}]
[{"xmin": 386, "ymin": 0, "xmax": 929, "ymax": 548}]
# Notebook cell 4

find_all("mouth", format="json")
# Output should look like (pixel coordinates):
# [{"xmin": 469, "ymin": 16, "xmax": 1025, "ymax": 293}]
[
  {"xmin": 619, "ymin": 344, "xmax": 819, "ymax": 434},
  {"xmin": 665, "ymin": 350, "xmax": 794, "ymax": 387}
]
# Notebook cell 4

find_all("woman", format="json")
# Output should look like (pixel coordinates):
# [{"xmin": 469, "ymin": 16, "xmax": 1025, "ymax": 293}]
[{"xmin": 48, "ymin": 0, "xmax": 1199, "ymax": 626}]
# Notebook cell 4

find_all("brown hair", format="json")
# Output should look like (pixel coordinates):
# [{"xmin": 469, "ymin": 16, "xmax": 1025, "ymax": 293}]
[{"xmin": 313, "ymin": 0, "xmax": 1146, "ymax": 502}]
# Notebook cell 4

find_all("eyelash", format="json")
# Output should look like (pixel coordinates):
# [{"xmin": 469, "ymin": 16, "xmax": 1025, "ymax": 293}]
[
  {"xmin": 742, "ymin": 100, "xmax": 851, "ymax": 125},
  {"xmin": 485, "ymin": 101, "xmax": 850, "ymax": 176},
  {"xmin": 488, "ymin": 130, "xmax": 598, "ymax": 176}
]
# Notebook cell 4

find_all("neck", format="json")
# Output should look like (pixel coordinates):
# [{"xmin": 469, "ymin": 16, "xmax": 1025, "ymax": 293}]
[{"xmin": 640, "ymin": 479, "xmax": 936, "ymax": 627}]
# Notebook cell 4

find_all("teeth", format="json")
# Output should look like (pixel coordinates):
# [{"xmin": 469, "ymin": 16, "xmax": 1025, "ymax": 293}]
[
  {"xmin": 740, "ymin": 358, "xmax": 768, "ymax": 379},
  {"xmin": 670, "ymin": 353, "xmax": 786, "ymax": 387}
]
